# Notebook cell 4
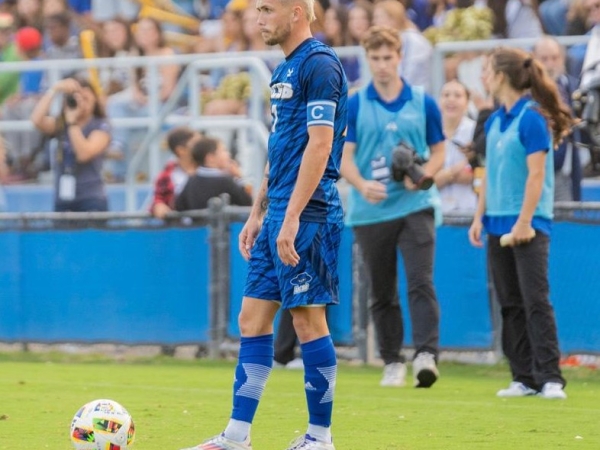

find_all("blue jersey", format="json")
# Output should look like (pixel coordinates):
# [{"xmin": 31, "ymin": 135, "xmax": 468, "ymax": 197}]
[{"xmin": 266, "ymin": 38, "xmax": 348, "ymax": 223}]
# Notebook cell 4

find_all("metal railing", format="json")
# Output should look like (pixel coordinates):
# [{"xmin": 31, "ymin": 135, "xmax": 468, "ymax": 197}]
[{"xmin": 431, "ymin": 34, "xmax": 591, "ymax": 96}]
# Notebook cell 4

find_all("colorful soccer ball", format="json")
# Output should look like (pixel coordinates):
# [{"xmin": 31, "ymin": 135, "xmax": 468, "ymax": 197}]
[{"xmin": 70, "ymin": 399, "xmax": 135, "ymax": 450}]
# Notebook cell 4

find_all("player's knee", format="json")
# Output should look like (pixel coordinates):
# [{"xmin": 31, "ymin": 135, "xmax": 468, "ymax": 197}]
[
  {"xmin": 291, "ymin": 307, "xmax": 328, "ymax": 342},
  {"xmin": 238, "ymin": 309, "xmax": 270, "ymax": 336}
]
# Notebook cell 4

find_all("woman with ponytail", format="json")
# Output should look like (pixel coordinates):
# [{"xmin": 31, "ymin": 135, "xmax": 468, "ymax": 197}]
[{"xmin": 468, "ymin": 46, "xmax": 573, "ymax": 400}]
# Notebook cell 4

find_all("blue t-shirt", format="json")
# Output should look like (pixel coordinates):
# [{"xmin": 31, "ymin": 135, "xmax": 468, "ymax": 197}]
[
  {"xmin": 20, "ymin": 57, "xmax": 44, "ymax": 96},
  {"xmin": 483, "ymin": 95, "xmax": 553, "ymax": 236},
  {"xmin": 266, "ymin": 38, "xmax": 348, "ymax": 224},
  {"xmin": 68, "ymin": 0, "xmax": 91, "ymax": 13}
]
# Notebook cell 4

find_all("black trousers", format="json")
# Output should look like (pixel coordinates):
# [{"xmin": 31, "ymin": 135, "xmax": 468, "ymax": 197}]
[
  {"xmin": 353, "ymin": 208, "xmax": 440, "ymax": 365},
  {"xmin": 274, "ymin": 308, "xmax": 298, "ymax": 365},
  {"xmin": 487, "ymin": 233, "xmax": 565, "ymax": 389}
]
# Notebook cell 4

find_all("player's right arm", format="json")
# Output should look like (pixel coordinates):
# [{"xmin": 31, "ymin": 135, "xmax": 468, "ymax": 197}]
[{"xmin": 239, "ymin": 162, "xmax": 270, "ymax": 260}]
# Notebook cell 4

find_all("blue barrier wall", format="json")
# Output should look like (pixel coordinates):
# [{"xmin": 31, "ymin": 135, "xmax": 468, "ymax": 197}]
[
  {"xmin": 0, "ymin": 222, "xmax": 599, "ymax": 353},
  {"xmin": 0, "ymin": 228, "xmax": 211, "ymax": 344}
]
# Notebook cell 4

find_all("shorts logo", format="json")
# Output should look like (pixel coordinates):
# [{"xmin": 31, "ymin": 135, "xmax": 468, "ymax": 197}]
[{"xmin": 291, "ymin": 272, "xmax": 312, "ymax": 295}]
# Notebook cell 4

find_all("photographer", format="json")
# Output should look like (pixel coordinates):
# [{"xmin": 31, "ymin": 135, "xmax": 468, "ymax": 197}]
[
  {"xmin": 340, "ymin": 26, "xmax": 445, "ymax": 389},
  {"xmin": 30, "ymin": 78, "xmax": 111, "ymax": 212}
]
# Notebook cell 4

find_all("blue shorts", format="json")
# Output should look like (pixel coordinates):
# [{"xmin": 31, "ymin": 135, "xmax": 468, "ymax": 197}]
[{"xmin": 243, "ymin": 218, "xmax": 343, "ymax": 309}]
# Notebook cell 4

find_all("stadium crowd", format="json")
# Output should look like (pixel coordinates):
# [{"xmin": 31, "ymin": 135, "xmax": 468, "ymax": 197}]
[{"xmin": 0, "ymin": 0, "xmax": 597, "ymax": 212}]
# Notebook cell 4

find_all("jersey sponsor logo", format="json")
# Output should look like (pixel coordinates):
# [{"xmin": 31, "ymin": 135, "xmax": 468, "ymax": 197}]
[
  {"xmin": 271, "ymin": 82, "xmax": 294, "ymax": 100},
  {"xmin": 307, "ymin": 100, "xmax": 336, "ymax": 127},
  {"xmin": 291, "ymin": 272, "xmax": 312, "ymax": 295}
]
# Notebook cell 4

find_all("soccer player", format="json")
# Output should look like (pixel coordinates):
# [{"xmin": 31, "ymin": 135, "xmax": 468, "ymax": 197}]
[{"xmin": 179, "ymin": 0, "xmax": 348, "ymax": 447}]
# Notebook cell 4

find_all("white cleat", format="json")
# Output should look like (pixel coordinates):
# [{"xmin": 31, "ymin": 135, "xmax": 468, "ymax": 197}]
[
  {"xmin": 180, "ymin": 433, "xmax": 252, "ymax": 450},
  {"xmin": 412, "ymin": 352, "xmax": 439, "ymax": 388},
  {"xmin": 496, "ymin": 382, "xmax": 537, "ymax": 398},
  {"xmin": 285, "ymin": 434, "xmax": 335, "ymax": 450},
  {"xmin": 538, "ymin": 382, "xmax": 567, "ymax": 399},
  {"xmin": 380, "ymin": 362, "xmax": 406, "ymax": 387}
]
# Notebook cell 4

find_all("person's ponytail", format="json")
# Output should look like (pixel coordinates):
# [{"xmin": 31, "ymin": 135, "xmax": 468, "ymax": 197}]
[{"xmin": 527, "ymin": 58, "xmax": 573, "ymax": 147}]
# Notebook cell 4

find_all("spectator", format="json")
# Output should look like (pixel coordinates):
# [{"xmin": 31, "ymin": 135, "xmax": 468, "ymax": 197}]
[
  {"xmin": 539, "ymin": 0, "xmax": 569, "ymax": 35},
  {"xmin": 401, "ymin": 0, "xmax": 432, "ymax": 31},
  {"xmin": 533, "ymin": 36, "xmax": 583, "ymax": 201},
  {"xmin": 347, "ymin": 0, "xmax": 373, "ymax": 46},
  {"xmin": 42, "ymin": 11, "xmax": 82, "ymax": 79},
  {"xmin": 30, "ymin": 77, "xmax": 111, "ymax": 212},
  {"xmin": 565, "ymin": 0, "xmax": 592, "ymax": 36},
  {"xmin": 14, "ymin": 0, "xmax": 43, "ymax": 31},
  {"xmin": 90, "ymin": 0, "xmax": 138, "ymax": 23},
  {"xmin": 2, "ymin": 26, "xmax": 45, "ymax": 181},
  {"xmin": 105, "ymin": 17, "xmax": 180, "ymax": 181},
  {"xmin": 0, "ymin": 12, "xmax": 20, "ymax": 106},
  {"xmin": 372, "ymin": 0, "xmax": 433, "ymax": 92},
  {"xmin": 323, "ymin": 5, "xmax": 361, "ymax": 86},
  {"xmin": 41, "ymin": 0, "xmax": 82, "ymax": 40},
  {"xmin": 468, "ymin": 46, "xmax": 571, "ymax": 399},
  {"xmin": 479, "ymin": 0, "xmax": 544, "ymax": 39},
  {"xmin": 435, "ymin": 80, "xmax": 477, "ymax": 214},
  {"xmin": 97, "ymin": 17, "xmax": 136, "ymax": 97},
  {"xmin": 580, "ymin": 0, "xmax": 600, "ymax": 88},
  {"xmin": 427, "ymin": 0, "xmax": 455, "ymax": 28},
  {"xmin": 175, "ymin": 136, "xmax": 252, "ymax": 211},
  {"xmin": 340, "ymin": 26, "xmax": 445, "ymax": 388},
  {"xmin": 150, "ymin": 126, "xmax": 202, "ymax": 219}
]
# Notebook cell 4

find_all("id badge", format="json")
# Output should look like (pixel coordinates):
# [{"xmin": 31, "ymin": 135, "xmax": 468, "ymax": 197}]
[
  {"xmin": 58, "ymin": 174, "xmax": 76, "ymax": 201},
  {"xmin": 371, "ymin": 156, "xmax": 390, "ymax": 183}
]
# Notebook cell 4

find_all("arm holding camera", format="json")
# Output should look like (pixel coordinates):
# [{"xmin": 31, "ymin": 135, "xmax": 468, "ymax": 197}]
[
  {"xmin": 341, "ymin": 141, "xmax": 388, "ymax": 204},
  {"xmin": 31, "ymin": 79, "xmax": 110, "ymax": 164},
  {"xmin": 30, "ymin": 78, "xmax": 80, "ymax": 135},
  {"xmin": 418, "ymin": 140, "xmax": 445, "ymax": 188}
]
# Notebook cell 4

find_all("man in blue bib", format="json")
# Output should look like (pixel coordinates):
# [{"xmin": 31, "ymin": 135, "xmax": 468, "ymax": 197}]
[{"xmin": 341, "ymin": 25, "xmax": 445, "ymax": 389}]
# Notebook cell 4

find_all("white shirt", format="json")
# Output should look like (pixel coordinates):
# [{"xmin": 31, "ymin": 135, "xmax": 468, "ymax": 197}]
[
  {"xmin": 581, "ymin": 25, "xmax": 600, "ymax": 88},
  {"xmin": 439, "ymin": 116, "xmax": 477, "ymax": 215}
]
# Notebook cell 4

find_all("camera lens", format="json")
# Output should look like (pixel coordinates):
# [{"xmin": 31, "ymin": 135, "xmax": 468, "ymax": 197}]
[{"xmin": 65, "ymin": 94, "xmax": 77, "ymax": 109}]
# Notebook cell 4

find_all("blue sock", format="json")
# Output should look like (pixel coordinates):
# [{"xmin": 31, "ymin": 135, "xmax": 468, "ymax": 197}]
[
  {"xmin": 301, "ymin": 335, "xmax": 337, "ymax": 428},
  {"xmin": 230, "ymin": 334, "xmax": 273, "ymax": 424}
]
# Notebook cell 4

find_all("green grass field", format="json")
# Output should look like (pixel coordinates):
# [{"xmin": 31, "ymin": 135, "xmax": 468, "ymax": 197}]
[{"xmin": 1, "ymin": 352, "xmax": 599, "ymax": 450}]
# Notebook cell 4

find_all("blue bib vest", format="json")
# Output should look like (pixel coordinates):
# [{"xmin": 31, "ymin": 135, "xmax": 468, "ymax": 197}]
[
  {"xmin": 345, "ymin": 85, "xmax": 441, "ymax": 227},
  {"xmin": 485, "ymin": 101, "xmax": 554, "ymax": 220}
]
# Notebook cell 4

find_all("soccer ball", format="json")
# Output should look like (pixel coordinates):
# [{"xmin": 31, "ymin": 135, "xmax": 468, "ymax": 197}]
[{"xmin": 70, "ymin": 399, "xmax": 135, "ymax": 450}]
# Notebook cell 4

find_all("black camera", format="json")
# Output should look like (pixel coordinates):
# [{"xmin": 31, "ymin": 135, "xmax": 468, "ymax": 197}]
[
  {"xmin": 65, "ymin": 93, "xmax": 77, "ymax": 109},
  {"xmin": 572, "ymin": 72, "xmax": 600, "ymax": 146},
  {"xmin": 391, "ymin": 142, "xmax": 433, "ymax": 190}
]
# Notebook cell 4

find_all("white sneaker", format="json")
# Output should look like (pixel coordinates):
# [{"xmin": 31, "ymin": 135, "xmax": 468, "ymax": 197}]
[
  {"xmin": 496, "ymin": 382, "xmax": 537, "ymax": 398},
  {"xmin": 285, "ymin": 357, "xmax": 305, "ymax": 370},
  {"xmin": 539, "ymin": 382, "xmax": 567, "ymax": 399},
  {"xmin": 180, "ymin": 433, "xmax": 252, "ymax": 450},
  {"xmin": 412, "ymin": 352, "xmax": 439, "ymax": 388},
  {"xmin": 285, "ymin": 434, "xmax": 335, "ymax": 449},
  {"xmin": 380, "ymin": 362, "xmax": 406, "ymax": 387}
]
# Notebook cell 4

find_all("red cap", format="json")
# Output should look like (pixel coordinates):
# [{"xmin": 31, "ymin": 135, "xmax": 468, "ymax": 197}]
[{"xmin": 15, "ymin": 26, "xmax": 42, "ymax": 52}]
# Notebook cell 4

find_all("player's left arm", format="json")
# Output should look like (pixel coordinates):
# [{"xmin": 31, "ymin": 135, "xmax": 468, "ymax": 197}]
[
  {"xmin": 278, "ymin": 124, "xmax": 334, "ymax": 267},
  {"xmin": 277, "ymin": 53, "xmax": 342, "ymax": 266}
]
